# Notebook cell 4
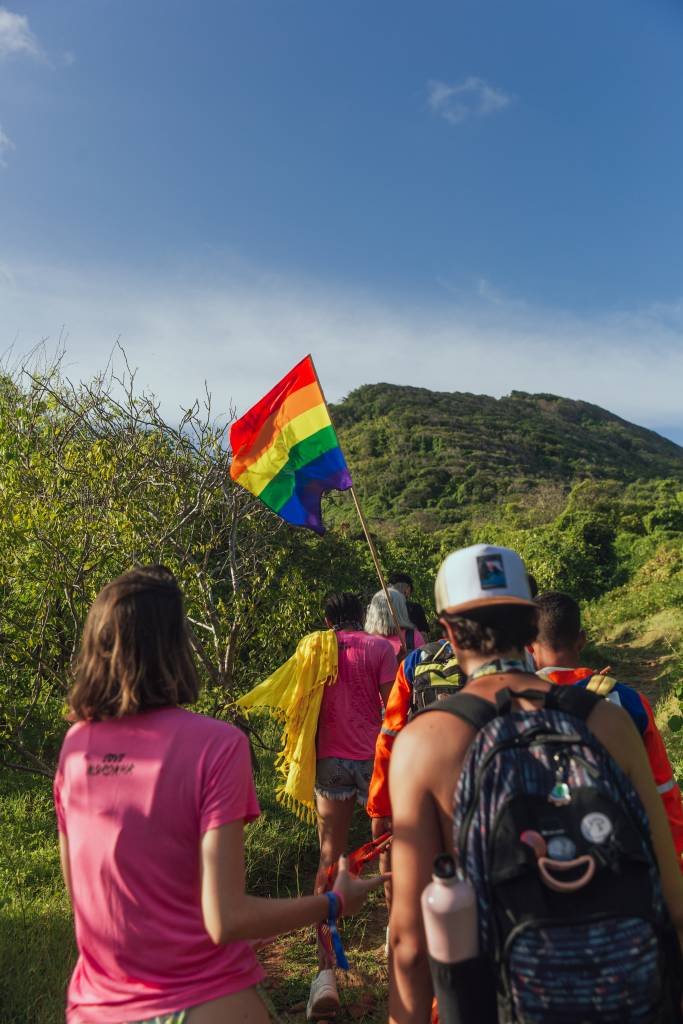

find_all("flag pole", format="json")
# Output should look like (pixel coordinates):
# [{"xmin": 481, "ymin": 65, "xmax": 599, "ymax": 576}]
[
  {"xmin": 309, "ymin": 356, "xmax": 406, "ymax": 652},
  {"xmin": 348, "ymin": 485, "xmax": 407, "ymax": 652}
]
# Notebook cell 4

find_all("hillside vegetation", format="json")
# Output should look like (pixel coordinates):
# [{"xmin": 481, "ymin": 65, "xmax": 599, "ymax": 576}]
[
  {"xmin": 331, "ymin": 384, "xmax": 683, "ymax": 528},
  {"xmin": 2, "ymin": 367, "xmax": 683, "ymax": 1023}
]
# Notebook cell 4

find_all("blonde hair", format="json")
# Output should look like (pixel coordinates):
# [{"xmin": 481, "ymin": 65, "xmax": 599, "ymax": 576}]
[{"xmin": 364, "ymin": 588, "xmax": 415, "ymax": 637}]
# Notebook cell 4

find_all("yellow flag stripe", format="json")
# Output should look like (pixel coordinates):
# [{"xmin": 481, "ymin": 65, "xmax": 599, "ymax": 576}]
[{"xmin": 235, "ymin": 402, "xmax": 332, "ymax": 495}]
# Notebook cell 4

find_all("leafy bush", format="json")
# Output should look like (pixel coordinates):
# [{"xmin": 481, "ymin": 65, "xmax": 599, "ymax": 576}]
[
  {"xmin": 644, "ymin": 506, "xmax": 683, "ymax": 534},
  {"xmin": 0, "ymin": 361, "xmax": 380, "ymax": 775}
]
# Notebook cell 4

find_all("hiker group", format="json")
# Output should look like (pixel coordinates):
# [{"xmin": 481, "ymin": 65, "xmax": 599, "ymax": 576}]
[{"xmin": 54, "ymin": 546, "xmax": 683, "ymax": 1024}]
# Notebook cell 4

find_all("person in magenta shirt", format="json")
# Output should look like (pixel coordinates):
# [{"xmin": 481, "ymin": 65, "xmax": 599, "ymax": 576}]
[
  {"xmin": 54, "ymin": 567, "xmax": 384, "ymax": 1024},
  {"xmin": 364, "ymin": 587, "xmax": 426, "ymax": 660},
  {"xmin": 307, "ymin": 592, "xmax": 397, "ymax": 1019}
]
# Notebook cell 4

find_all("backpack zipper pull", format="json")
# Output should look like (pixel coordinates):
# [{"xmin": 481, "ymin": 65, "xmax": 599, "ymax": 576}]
[
  {"xmin": 549, "ymin": 753, "xmax": 572, "ymax": 806},
  {"xmin": 549, "ymin": 782, "xmax": 572, "ymax": 806}
]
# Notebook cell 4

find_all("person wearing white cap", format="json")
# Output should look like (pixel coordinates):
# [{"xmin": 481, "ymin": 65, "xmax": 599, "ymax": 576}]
[
  {"xmin": 433, "ymin": 543, "xmax": 536, "ymax": 617},
  {"xmin": 386, "ymin": 544, "xmax": 683, "ymax": 1024}
]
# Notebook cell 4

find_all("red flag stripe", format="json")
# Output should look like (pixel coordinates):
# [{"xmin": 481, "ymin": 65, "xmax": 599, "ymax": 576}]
[
  {"xmin": 229, "ymin": 355, "xmax": 316, "ymax": 455},
  {"xmin": 230, "ymin": 381, "xmax": 325, "ymax": 481}
]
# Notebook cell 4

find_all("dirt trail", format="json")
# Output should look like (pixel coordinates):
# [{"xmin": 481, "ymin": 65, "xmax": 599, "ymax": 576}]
[
  {"xmin": 258, "ymin": 900, "xmax": 388, "ymax": 1023},
  {"xmin": 591, "ymin": 620, "xmax": 681, "ymax": 707}
]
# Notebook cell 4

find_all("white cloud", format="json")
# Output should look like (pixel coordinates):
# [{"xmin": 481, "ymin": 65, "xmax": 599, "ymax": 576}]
[
  {"xmin": 0, "ymin": 7, "xmax": 41, "ymax": 59},
  {"xmin": 1, "ymin": 257, "xmax": 683, "ymax": 444},
  {"xmin": 428, "ymin": 76, "xmax": 512, "ymax": 126},
  {"xmin": 0, "ymin": 10, "xmax": 69, "ymax": 170},
  {"xmin": 0, "ymin": 123, "xmax": 15, "ymax": 166}
]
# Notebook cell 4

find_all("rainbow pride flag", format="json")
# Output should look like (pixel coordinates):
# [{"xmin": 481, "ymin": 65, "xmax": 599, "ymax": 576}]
[{"xmin": 229, "ymin": 356, "xmax": 353, "ymax": 534}]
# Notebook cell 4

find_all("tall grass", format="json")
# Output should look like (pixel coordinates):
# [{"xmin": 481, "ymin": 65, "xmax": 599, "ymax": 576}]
[{"xmin": 0, "ymin": 778, "xmax": 75, "ymax": 1024}]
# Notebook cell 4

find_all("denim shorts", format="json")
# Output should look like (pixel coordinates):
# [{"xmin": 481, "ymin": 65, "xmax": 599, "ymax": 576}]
[{"xmin": 315, "ymin": 757, "xmax": 374, "ymax": 805}]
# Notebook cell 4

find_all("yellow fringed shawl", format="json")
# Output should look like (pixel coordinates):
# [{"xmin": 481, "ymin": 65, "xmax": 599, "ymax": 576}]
[{"xmin": 237, "ymin": 630, "xmax": 338, "ymax": 823}]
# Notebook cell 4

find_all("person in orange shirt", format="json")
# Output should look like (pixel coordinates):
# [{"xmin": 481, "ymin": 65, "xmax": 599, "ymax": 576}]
[
  {"xmin": 531, "ymin": 590, "xmax": 683, "ymax": 869},
  {"xmin": 367, "ymin": 639, "xmax": 464, "ymax": 915},
  {"xmin": 367, "ymin": 640, "xmax": 463, "ymax": 824}
]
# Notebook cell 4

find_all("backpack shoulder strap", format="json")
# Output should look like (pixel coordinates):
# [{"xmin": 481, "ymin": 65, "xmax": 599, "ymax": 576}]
[
  {"xmin": 432, "ymin": 640, "xmax": 453, "ymax": 664},
  {"xmin": 405, "ymin": 628, "xmax": 415, "ymax": 652},
  {"xmin": 494, "ymin": 686, "xmax": 548, "ymax": 716},
  {"xmin": 416, "ymin": 691, "xmax": 498, "ymax": 732},
  {"xmin": 545, "ymin": 684, "xmax": 602, "ymax": 721},
  {"xmin": 492, "ymin": 684, "xmax": 604, "ymax": 722},
  {"xmin": 414, "ymin": 641, "xmax": 451, "ymax": 675}
]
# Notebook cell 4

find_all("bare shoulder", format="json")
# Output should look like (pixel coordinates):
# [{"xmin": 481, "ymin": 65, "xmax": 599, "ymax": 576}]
[
  {"xmin": 391, "ymin": 708, "xmax": 474, "ymax": 799},
  {"xmin": 586, "ymin": 696, "xmax": 640, "ymax": 774}
]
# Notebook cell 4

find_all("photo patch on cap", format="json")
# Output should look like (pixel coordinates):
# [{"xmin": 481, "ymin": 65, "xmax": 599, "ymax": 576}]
[{"xmin": 477, "ymin": 554, "xmax": 507, "ymax": 590}]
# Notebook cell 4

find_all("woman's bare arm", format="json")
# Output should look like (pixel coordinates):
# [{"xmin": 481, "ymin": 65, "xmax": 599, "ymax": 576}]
[
  {"xmin": 59, "ymin": 832, "xmax": 73, "ymax": 905},
  {"xmin": 200, "ymin": 821, "xmax": 385, "ymax": 944},
  {"xmin": 380, "ymin": 679, "xmax": 395, "ymax": 709}
]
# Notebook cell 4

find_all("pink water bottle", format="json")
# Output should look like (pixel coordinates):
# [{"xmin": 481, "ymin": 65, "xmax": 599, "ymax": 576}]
[
  {"xmin": 421, "ymin": 853, "xmax": 478, "ymax": 964},
  {"xmin": 422, "ymin": 855, "xmax": 497, "ymax": 1023}
]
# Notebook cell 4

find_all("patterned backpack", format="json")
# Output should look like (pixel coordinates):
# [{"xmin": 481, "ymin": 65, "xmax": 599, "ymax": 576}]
[{"xmin": 426, "ymin": 683, "xmax": 683, "ymax": 1024}]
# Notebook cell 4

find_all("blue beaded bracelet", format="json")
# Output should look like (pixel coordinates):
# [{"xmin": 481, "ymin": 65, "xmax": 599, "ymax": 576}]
[{"xmin": 325, "ymin": 892, "xmax": 349, "ymax": 970}]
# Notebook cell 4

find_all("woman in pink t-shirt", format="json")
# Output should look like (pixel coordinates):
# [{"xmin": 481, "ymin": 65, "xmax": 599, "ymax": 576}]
[
  {"xmin": 308, "ymin": 591, "xmax": 397, "ymax": 1019},
  {"xmin": 364, "ymin": 588, "xmax": 425, "ymax": 660},
  {"xmin": 54, "ymin": 567, "xmax": 383, "ymax": 1024}
]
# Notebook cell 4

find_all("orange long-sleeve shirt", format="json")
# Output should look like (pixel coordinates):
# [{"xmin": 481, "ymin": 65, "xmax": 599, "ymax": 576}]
[{"xmin": 367, "ymin": 656, "xmax": 412, "ymax": 819}]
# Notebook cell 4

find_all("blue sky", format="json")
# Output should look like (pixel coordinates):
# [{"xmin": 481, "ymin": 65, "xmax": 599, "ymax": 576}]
[{"xmin": 1, "ymin": 0, "xmax": 683, "ymax": 442}]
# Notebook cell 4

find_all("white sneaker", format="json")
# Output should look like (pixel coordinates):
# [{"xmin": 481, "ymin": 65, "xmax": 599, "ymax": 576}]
[{"xmin": 306, "ymin": 968, "xmax": 340, "ymax": 1020}]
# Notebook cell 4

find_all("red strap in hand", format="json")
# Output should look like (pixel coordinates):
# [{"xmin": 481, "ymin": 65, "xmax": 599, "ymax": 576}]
[{"xmin": 325, "ymin": 831, "xmax": 392, "ymax": 888}]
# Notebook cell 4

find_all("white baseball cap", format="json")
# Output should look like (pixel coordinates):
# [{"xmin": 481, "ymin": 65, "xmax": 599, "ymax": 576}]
[{"xmin": 435, "ymin": 544, "xmax": 534, "ymax": 616}]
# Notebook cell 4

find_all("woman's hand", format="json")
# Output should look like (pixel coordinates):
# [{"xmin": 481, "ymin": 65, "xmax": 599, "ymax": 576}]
[{"xmin": 332, "ymin": 853, "xmax": 390, "ymax": 917}]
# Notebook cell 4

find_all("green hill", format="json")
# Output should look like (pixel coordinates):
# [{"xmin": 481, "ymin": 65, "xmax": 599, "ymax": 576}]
[{"xmin": 331, "ymin": 385, "xmax": 683, "ymax": 527}]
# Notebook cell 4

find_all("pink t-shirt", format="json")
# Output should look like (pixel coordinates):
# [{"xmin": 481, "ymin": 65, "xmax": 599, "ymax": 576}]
[
  {"xmin": 53, "ymin": 707, "xmax": 264, "ymax": 1023},
  {"xmin": 316, "ymin": 630, "xmax": 397, "ymax": 761},
  {"xmin": 385, "ymin": 628, "xmax": 425, "ymax": 660}
]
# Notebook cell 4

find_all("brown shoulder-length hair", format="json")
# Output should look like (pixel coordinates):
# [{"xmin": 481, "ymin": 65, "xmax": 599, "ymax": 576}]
[{"xmin": 69, "ymin": 565, "xmax": 200, "ymax": 721}]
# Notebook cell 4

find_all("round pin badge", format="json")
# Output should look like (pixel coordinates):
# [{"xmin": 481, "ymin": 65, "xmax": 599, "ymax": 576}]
[
  {"xmin": 580, "ymin": 812, "xmax": 613, "ymax": 845},
  {"xmin": 546, "ymin": 836, "xmax": 576, "ymax": 861}
]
